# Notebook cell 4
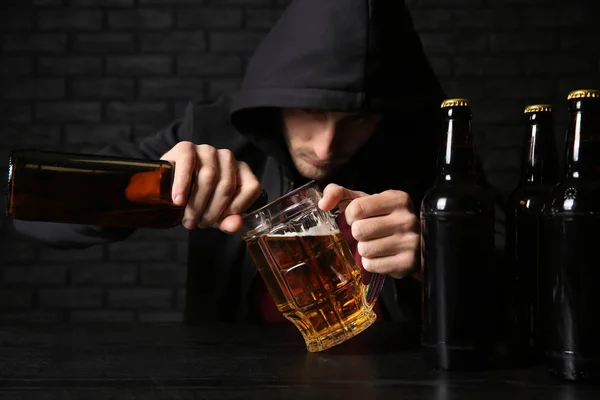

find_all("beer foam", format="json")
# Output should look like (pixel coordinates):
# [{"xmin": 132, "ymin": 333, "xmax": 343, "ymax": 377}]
[{"xmin": 267, "ymin": 224, "xmax": 340, "ymax": 237}]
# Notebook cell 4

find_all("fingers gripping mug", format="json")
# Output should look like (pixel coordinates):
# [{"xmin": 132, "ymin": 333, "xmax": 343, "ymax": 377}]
[{"xmin": 240, "ymin": 181, "xmax": 386, "ymax": 352}]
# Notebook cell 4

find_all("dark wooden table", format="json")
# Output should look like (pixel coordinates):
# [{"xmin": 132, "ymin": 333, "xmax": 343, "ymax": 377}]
[{"xmin": 0, "ymin": 321, "xmax": 598, "ymax": 399}]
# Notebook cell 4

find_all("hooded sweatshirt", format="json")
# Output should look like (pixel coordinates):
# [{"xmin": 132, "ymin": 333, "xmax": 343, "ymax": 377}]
[{"xmin": 7, "ymin": 0, "xmax": 446, "ymax": 324}]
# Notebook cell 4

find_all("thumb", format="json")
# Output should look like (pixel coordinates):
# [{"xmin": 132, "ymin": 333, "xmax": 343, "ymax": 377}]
[{"xmin": 318, "ymin": 184, "xmax": 367, "ymax": 212}]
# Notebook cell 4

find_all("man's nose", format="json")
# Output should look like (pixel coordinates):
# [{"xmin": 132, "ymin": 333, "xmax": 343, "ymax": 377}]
[{"xmin": 313, "ymin": 120, "xmax": 336, "ymax": 161}]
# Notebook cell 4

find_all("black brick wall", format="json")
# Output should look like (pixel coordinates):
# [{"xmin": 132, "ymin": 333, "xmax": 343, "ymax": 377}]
[{"xmin": 0, "ymin": 0, "xmax": 598, "ymax": 323}]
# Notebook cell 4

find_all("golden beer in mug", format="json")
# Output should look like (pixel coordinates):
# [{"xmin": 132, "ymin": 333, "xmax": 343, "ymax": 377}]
[{"xmin": 241, "ymin": 181, "xmax": 386, "ymax": 352}]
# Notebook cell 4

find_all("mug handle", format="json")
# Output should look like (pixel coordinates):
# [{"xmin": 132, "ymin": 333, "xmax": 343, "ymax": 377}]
[
  {"xmin": 330, "ymin": 206, "xmax": 386, "ymax": 309},
  {"xmin": 364, "ymin": 269, "xmax": 387, "ymax": 308}
]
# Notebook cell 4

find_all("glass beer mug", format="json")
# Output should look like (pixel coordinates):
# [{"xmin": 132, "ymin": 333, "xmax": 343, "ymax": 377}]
[{"xmin": 240, "ymin": 181, "xmax": 386, "ymax": 352}]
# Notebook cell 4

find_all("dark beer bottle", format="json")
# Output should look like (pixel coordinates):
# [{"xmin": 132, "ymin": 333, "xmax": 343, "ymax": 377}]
[
  {"xmin": 540, "ymin": 89, "xmax": 600, "ymax": 381},
  {"xmin": 504, "ymin": 104, "xmax": 559, "ymax": 363},
  {"xmin": 421, "ymin": 98, "xmax": 496, "ymax": 370},
  {"xmin": 6, "ymin": 149, "xmax": 186, "ymax": 228}
]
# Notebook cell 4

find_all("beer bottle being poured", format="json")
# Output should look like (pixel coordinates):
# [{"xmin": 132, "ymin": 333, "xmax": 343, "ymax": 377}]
[
  {"xmin": 420, "ymin": 98, "xmax": 496, "ymax": 370},
  {"xmin": 5, "ymin": 149, "xmax": 268, "ymax": 229},
  {"xmin": 504, "ymin": 104, "xmax": 559, "ymax": 364},
  {"xmin": 540, "ymin": 89, "xmax": 600, "ymax": 381}
]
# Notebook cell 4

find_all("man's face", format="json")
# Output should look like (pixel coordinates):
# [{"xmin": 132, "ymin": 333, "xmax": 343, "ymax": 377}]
[{"xmin": 282, "ymin": 108, "xmax": 382, "ymax": 181}]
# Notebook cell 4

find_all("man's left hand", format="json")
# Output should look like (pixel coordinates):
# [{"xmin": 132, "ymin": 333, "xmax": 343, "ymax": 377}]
[{"xmin": 318, "ymin": 184, "xmax": 420, "ymax": 279}]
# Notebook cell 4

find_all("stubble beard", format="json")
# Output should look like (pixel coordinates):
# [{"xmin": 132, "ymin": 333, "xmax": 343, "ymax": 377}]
[{"xmin": 291, "ymin": 155, "xmax": 329, "ymax": 181}]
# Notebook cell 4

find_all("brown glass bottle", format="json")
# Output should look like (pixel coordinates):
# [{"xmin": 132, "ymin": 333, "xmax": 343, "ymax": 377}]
[
  {"xmin": 540, "ymin": 89, "xmax": 600, "ymax": 381},
  {"xmin": 420, "ymin": 98, "xmax": 496, "ymax": 370},
  {"xmin": 6, "ymin": 149, "xmax": 185, "ymax": 228},
  {"xmin": 504, "ymin": 104, "xmax": 559, "ymax": 364}
]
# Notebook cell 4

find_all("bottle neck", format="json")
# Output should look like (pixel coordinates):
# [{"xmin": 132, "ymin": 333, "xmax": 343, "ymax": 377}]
[
  {"xmin": 520, "ymin": 113, "xmax": 559, "ymax": 185},
  {"xmin": 564, "ymin": 99, "xmax": 600, "ymax": 180},
  {"xmin": 437, "ymin": 108, "xmax": 479, "ymax": 183}
]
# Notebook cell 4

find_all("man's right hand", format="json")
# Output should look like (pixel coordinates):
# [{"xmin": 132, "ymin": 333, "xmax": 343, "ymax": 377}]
[{"xmin": 161, "ymin": 142, "xmax": 263, "ymax": 233}]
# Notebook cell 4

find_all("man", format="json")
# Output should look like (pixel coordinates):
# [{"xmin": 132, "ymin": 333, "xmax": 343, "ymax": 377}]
[{"xmin": 9, "ymin": 0, "xmax": 446, "ymax": 324}]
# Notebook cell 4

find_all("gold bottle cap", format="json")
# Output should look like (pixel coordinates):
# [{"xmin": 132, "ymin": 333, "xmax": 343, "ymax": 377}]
[
  {"xmin": 567, "ymin": 89, "xmax": 600, "ymax": 100},
  {"xmin": 524, "ymin": 104, "xmax": 552, "ymax": 114},
  {"xmin": 441, "ymin": 98, "xmax": 470, "ymax": 108}
]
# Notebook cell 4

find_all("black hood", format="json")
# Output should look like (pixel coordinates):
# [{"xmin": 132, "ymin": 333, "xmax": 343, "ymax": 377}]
[{"xmin": 229, "ymin": 0, "xmax": 446, "ymax": 192}]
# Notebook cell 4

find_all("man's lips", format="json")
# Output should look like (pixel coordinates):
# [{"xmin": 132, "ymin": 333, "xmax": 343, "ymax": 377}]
[{"xmin": 302, "ymin": 156, "xmax": 344, "ymax": 168}]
